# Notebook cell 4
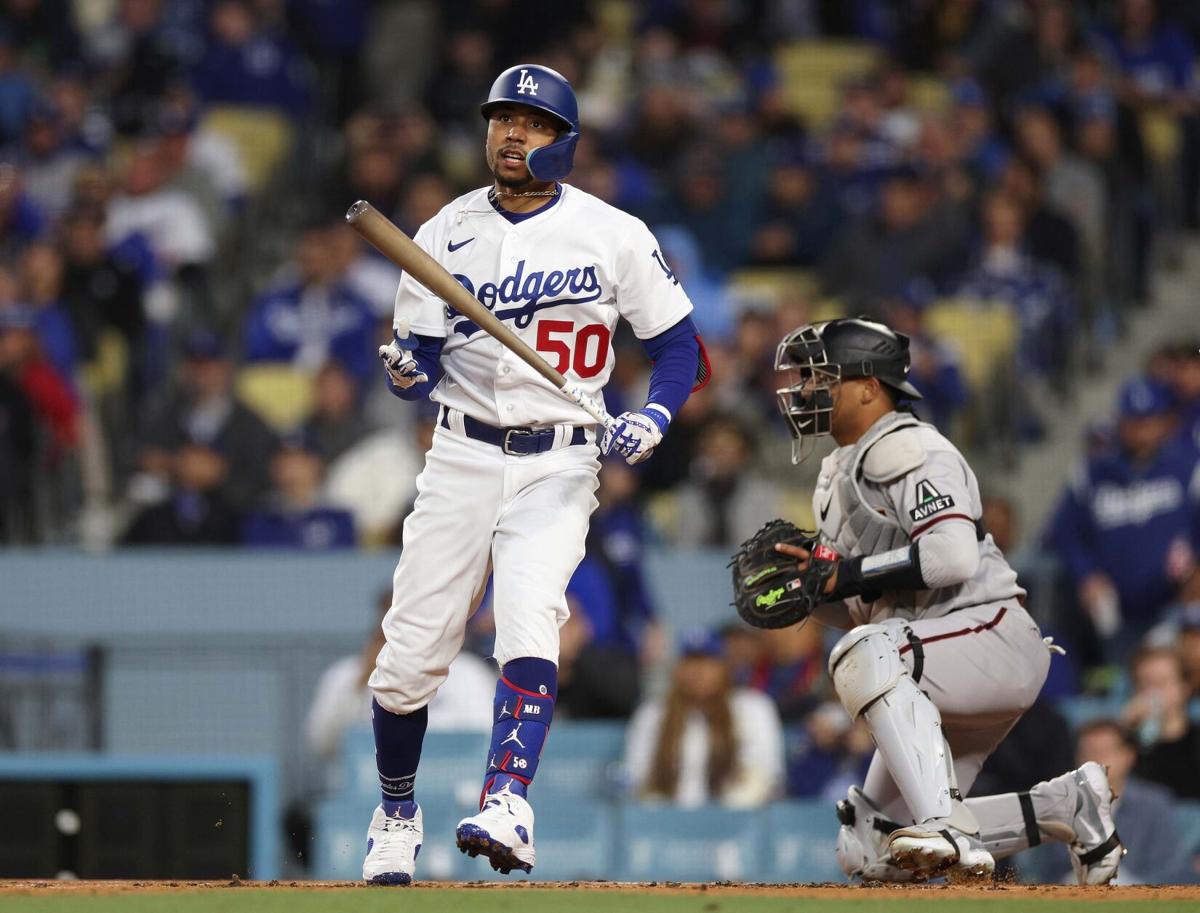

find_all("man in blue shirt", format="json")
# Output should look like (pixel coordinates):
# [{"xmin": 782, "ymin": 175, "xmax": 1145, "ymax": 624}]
[{"xmin": 1047, "ymin": 377, "xmax": 1200, "ymax": 654}]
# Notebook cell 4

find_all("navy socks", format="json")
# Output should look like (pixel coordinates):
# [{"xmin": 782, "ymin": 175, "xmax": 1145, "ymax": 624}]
[{"xmin": 372, "ymin": 697, "xmax": 427, "ymax": 817}]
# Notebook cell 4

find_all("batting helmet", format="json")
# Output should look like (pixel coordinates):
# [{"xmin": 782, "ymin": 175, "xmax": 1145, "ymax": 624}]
[
  {"xmin": 775, "ymin": 317, "xmax": 923, "ymax": 462},
  {"xmin": 480, "ymin": 64, "xmax": 579, "ymax": 182}
]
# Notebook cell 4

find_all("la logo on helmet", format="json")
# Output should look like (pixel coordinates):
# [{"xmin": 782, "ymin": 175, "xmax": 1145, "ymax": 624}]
[{"xmin": 517, "ymin": 69, "xmax": 539, "ymax": 95}]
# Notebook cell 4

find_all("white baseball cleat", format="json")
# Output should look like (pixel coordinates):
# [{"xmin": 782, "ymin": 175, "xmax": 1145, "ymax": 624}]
[
  {"xmin": 888, "ymin": 822, "xmax": 995, "ymax": 880},
  {"xmin": 363, "ymin": 803, "xmax": 422, "ymax": 885},
  {"xmin": 1068, "ymin": 761, "xmax": 1125, "ymax": 885},
  {"xmin": 455, "ymin": 783, "xmax": 536, "ymax": 874}
]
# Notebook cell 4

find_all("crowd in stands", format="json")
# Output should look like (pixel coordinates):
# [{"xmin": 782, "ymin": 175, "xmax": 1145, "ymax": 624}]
[{"xmin": 1, "ymin": 0, "xmax": 1200, "ymax": 875}]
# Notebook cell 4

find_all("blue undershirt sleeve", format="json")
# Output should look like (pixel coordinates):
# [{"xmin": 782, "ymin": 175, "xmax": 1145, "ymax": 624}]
[
  {"xmin": 386, "ymin": 333, "xmax": 445, "ymax": 401},
  {"xmin": 640, "ymin": 315, "xmax": 701, "ymax": 421}
]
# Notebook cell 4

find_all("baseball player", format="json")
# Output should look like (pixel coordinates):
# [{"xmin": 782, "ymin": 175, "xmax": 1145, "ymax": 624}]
[
  {"xmin": 735, "ymin": 318, "xmax": 1124, "ymax": 883},
  {"xmin": 361, "ymin": 64, "xmax": 707, "ymax": 884}
]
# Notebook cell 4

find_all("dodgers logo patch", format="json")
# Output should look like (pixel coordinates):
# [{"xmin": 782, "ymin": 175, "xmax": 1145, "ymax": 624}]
[{"xmin": 909, "ymin": 479, "xmax": 955, "ymax": 522}]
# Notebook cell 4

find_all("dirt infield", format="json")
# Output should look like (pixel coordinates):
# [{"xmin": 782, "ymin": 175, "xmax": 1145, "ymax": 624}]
[{"xmin": 2, "ymin": 880, "xmax": 1199, "ymax": 902}]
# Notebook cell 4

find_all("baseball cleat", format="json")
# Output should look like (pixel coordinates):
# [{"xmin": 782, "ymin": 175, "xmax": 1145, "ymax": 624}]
[
  {"xmin": 455, "ymin": 783, "xmax": 535, "ymax": 874},
  {"xmin": 363, "ymin": 803, "xmax": 422, "ymax": 885},
  {"xmin": 888, "ymin": 823, "xmax": 995, "ymax": 880},
  {"xmin": 1068, "ymin": 761, "xmax": 1125, "ymax": 885}
]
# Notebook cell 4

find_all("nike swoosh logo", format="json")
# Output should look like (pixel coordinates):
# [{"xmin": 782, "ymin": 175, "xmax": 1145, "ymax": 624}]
[
  {"xmin": 447, "ymin": 238, "xmax": 475, "ymax": 252},
  {"xmin": 820, "ymin": 497, "xmax": 832, "ymax": 521}
]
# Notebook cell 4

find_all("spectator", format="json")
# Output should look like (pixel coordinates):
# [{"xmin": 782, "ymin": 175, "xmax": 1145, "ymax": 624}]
[
  {"xmin": 554, "ymin": 597, "xmax": 641, "ymax": 721},
  {"xmin": 86, "ymin": 0, "xmax": 189, "ymax": 137},
  {"xmin": 785, "ymin": 701, "xmax": 873, "ymax": 802},
  {"xmin": 19, "ymin": 100, "xmax": 94, "ymax": 221},
  {"xmin": 624, "ymin": 629, "xmax": 784, "ymax": 807},
  {"xmin": 1047, "ymin": 378, "xmax": 1200, "ymax": 651},
  {"xmin": 0, "ymin": 162, "xmax": 45, "ymax": 260},
  {"xmin": 1165, "ymin": 341, "xmax": 1200, "ymax": 449},
  {"xmin": 18, "ymin": 241, "xmax": 78, "ymax": 383},
  {"xmin": 957, "ymin": 189, "xmax": 1075, "ymax": 382},
  {"xmin": 997, "ymin": 154, "xmax": 1081, "ymax": 283},
  {"xmin": 242, "ymin": 222, "xmax": 377, "ymax": 382},
  {"xmin": 241, "ymin": 433, "xmax": 356, "ymax": 549},
  {"xmin": 1075, "ymin": 718, "xmax": 1196, "ymax": 884},
  {"xmin": 880, "ymin": 292, "xmax": 968, "ymax": 433},
  {"xmin": 1121, "ymin": 646, "xmax": 1200, "ymax": 799},
  {"xmin": 0, "ymin": 31, "xmax": 37, "ymax": 144},
  {"xmin": 59, "ymin": 205, "xmax": 145, "ymax": 371},
  {"xmin": 0, "ymin": 304, "xmax": 77, "ymax": 460},
  {"xmin": 306, "ymin": 588, "xmax": 493, "ymax": 763},
  {"xmin": 972, "ymin": 699, "xmax": 1075, "ymax": 797},
  {"xmin": 821, "ymin": 165, "xmax": 970, "ymax": 312},
  {"xmin": 1183, "ymin": 606, "xmax": 1200, "ymax": 698},
  {"xmin": 136, "ymin": 331, "xmax": 276, "ymax": 510},
  {"xmin": 123, "ymin": 441, "xmax": 241, "ymax": 545},
  {"xmin": 1091, "ymin": 0, "xmax": 1200, "ymax": 227},
  {"xmin": 1013, "ymin": 103, "xmax": 1107, "ymax": 284},
  {"xmin": 670, "ymin": 414, "xmax": 781, "ymax": 549},
  {"xmin": 105, "ymin": 140, "xmax": 216, "ymax": 272},
  {"xmin": 745, "ymin": 622, "xmax": 827, "ymax": 723},
  {"xmin": 0, "ymin": 321, "xmax": 37, "ymax": 542},
  {"xmin": 192, "ymin": 0, "xmax": 310, "ymax": 118},
  {"xmin": 303, "ymin": 359, "xmax": 371, "ymax": 463},
  {"xmin": 749, "ymin": 151, "xmax": 843, "ymax": 269}
]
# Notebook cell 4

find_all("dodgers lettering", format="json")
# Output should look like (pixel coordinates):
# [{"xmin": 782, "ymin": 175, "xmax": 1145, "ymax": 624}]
[{"xmin": 449, "ymin": 259, "xmax": 602, "ymax": 335}]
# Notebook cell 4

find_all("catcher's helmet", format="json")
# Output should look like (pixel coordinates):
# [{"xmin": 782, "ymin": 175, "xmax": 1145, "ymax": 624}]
[
  {"xmin": 481, "ymin": 64, "xmax": 579, "ymax": 182},
  {"xmin": 775, "ymin": 317, "xmax": 922, "ymax": 462}
]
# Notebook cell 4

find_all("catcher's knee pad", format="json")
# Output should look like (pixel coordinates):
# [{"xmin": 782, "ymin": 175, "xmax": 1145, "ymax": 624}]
[
  {"xmin": 829, "ymin": 625, "xmax": 954, "ymax": 824},
  {"xmin": 828, "ymin": 624, "xmax": 904, "ymax": 718}
]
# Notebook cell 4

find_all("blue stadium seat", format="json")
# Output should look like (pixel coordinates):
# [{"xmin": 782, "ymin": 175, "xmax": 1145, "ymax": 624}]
[
  {"xmin": 765, "ymin": 800, "xmax": 846, "ymax": 883},
  {"xmin": 534, "ymin": 721, "xmax": 627, "ymax": 801},
  {"xmin": 311, "ymin": 795, "xmax": 375, "ymax": 880},
  {"xmin": 1175, "ymin": 801, "xmax": 1200, "ymax": 862},
  {"xmin": 615, "ymin": 804, "xmax": 766, "ymax": 882},
  {"xmin": 1055, "ymin": 695, "xmax": 1125, "ymax": 731}
]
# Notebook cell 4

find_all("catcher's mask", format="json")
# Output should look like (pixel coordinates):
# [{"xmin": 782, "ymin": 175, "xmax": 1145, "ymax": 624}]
[{"xmin": 775, "ymin": 318, "xmax": 923, "ymax": 464}]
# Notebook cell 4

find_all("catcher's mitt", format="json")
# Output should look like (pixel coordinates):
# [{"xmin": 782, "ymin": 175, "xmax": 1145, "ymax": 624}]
[{"xmin": 729, "ymin": 519, "xmax": 839, "ymax": 629}]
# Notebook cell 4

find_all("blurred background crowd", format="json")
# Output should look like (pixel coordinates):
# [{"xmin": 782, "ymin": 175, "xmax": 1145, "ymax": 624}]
[{"xmin": 2, "ymin": 0, "xmax": 1200, "ymax": 884}]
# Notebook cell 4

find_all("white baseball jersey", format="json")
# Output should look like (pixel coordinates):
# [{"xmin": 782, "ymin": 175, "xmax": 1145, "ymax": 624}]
[
  {"xmin": 813, "ymin": 411, "xmax": 1025, "ymax": 627},
  {"xmin": 395, "ymin": 183, "xmax": 694, "ymax": 427}
]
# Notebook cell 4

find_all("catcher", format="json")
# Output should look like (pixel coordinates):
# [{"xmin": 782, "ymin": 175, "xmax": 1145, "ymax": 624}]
[{"xmin": 731, "ymin": 317, "xmax": 1125, "ymax": 883}]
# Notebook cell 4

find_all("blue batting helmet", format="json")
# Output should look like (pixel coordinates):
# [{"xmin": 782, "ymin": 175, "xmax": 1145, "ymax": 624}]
[{"xmin": 481, "ymin": 64, "xmax": 579, "ymax": 182}]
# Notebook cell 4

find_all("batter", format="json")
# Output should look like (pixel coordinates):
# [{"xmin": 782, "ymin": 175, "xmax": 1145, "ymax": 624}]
[
  {"xmin": 766, "ymin": 318, "xmax": 1126, "ymax": 883},
  {"xmin": 361, "ymin": 64, "xmax": 706, "ymax": 884}
]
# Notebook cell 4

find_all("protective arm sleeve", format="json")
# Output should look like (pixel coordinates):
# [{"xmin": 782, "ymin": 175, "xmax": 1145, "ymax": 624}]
[
  {"xmin": 640, "ymin": 315, "xmax": 701, "ymax": 420},
  {"xmin": 387, "ymin": 333, "xmax": 445, "ymax": 401},
  {"xmin": 830, "ymin": 513, "xmax": 980, "ymax": 599}
]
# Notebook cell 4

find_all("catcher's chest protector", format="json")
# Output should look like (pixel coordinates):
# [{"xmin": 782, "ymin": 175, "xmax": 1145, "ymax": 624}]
[{"xmin": 814, "ymin": 412, "xmax": 921, "ymax": 558}]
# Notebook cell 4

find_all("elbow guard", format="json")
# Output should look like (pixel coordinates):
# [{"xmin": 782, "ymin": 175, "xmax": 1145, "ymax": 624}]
[{"xmin": 830, "ymin": 543, "xmax": 928, "ymax": 602}]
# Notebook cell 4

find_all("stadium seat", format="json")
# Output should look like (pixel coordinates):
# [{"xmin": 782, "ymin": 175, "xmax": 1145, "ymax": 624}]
[
  {"xmin": 615, "ymin": 804, "xmax": 766, "ymax": 882},
  {"xmin": 235, "ymin": 364, "xmax": 316, "ymax": 432},
  {"xmin": 200, "ymin": 106, "xmax": 294, "ymax": 193},
  {"xmin": 775, "ymin": 41, "xmax": 881, "ymax": 127},
  {"xmin": 765, "ymin": 800, "xmax": 846, "ymax": 883},
  {"xmin": 923, "ymin": 298, "xmax": 1017, "ymax": 394},
  {"xmin": 534, "ymin": 721, "xmax": 626, "ymax": 801},
  {"xmin": 80, "ymin": 330, "xmax": 129, "ymax": 399}
]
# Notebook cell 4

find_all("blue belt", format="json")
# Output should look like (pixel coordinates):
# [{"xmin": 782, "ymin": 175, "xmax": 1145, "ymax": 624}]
[{"xmin": 439, "ymin": 408, "xmax": 589, "ymax": 456}]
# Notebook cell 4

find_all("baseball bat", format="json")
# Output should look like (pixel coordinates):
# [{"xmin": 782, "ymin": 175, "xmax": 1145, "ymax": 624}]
[{"xmin": 345, "ymin": 200, "xmax": 616, "ymax": 432}]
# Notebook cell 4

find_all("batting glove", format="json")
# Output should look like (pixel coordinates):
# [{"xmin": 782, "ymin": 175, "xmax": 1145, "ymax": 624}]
[
  {"xmin": 379, "ymin": 335, "xmax": 428, "ymax": 392},
  {"xmin": 601, "ymin": 405, "xmax": 670, "ymax": 465}
]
